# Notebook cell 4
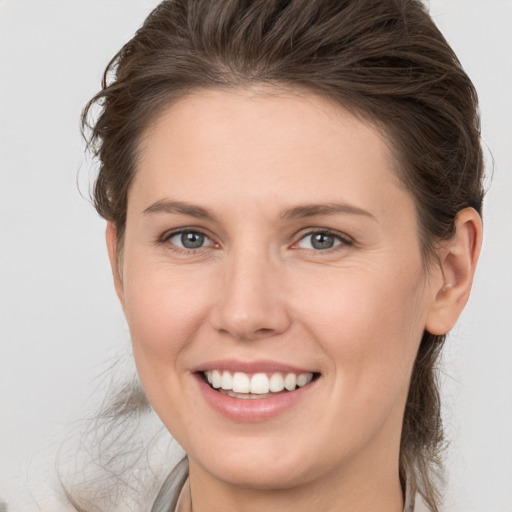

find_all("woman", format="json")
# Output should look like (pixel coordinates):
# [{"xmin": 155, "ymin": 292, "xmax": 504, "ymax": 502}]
[{"xmin": 71, "ymin": 0, "xmax": 483, "ymax": 510}]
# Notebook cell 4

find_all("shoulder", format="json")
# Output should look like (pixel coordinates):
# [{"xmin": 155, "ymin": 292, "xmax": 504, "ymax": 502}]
[{"xmin": 151, "ymin": 457, "xmax": 189, "ymax": 512}]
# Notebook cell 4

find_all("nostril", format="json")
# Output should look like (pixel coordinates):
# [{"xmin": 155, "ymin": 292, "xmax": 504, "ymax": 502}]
[
  {"xmin": 217, "ymin": 325, "xmax": 279, "ymax": 342},
  {"xmin": 255, "ymin": 327, "xmax": 274, "ymax": 335}
]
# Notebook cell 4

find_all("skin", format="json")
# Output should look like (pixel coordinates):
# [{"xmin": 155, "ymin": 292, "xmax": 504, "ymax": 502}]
[{"xmin": 106, "ymin": 88, "xmax": 482, "ymax": 512}]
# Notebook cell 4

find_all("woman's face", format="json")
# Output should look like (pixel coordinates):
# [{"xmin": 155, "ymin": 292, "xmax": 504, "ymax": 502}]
[{"xmin": 112, "ymin": 88, "xmax": 441, "ymax": 490}]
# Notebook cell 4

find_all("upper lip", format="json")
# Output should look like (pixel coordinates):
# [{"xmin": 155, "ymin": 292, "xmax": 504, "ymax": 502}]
[{"xmin": 191, "ymin": 359, "xmax": 318, "ymax": 375}]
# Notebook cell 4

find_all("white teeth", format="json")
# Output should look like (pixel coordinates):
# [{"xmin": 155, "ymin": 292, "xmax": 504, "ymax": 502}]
[
  {"xmin": 222, "ymin": 390, "xmax": 270, "ymax": 400},
  {"xmin": 297, "ymin": 373, "xmax": 312, "ymax": 387},
  {"xmin": 204, "ymin": 370, "xmax": 314, "ymax": 394},
  {"xmin": 269, "ymin": 373, "xmax": 285, "ymax": 392},
  {"xmin": 211, "ymin": 370, "xmax": 222, "ymax": 389},
  {"xmin": 250, "ymin": 373, "xmax": 270, "ymax": 394},
  {"xmin": 232, "ymin": 372, "xmax": 250, "ymax": 393},
  {"xmin": 221, "ymin": 371, "xmax": 232, "ymax": 390},
  {"xmin": 284, "ymin": 373, "xmax": 297, "ymax": 391}
]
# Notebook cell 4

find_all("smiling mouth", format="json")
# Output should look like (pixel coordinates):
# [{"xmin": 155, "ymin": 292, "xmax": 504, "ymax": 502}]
[{"xmin": 201, "ymin": 370, "xmax": 319, "ymax": 399}]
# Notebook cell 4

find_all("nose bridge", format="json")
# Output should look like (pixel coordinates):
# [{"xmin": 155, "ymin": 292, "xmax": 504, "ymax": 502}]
[{"xmin": 212, "ymin": 243, "xmax": 290, "ymax": 340}]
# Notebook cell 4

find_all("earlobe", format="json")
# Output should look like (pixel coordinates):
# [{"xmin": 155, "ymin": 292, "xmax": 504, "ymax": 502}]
[
  {"xmin": 425, "ymin": 207, "xmax": 483, "ymax": 335},
  {"xmin": 105, "ymin": 221, "xmax": 126, "ymax": 308}
]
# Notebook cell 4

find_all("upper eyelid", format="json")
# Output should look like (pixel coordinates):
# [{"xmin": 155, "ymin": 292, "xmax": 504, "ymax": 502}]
[
  {"xmin": 158, "ymin": 226, "xmax": 353, "ymax": 247},
  {"xmin": 161, "ymin": 226, "xmax": 214, "ymax": 241},
  {"xmin": 295, "ymin": 228, "xmax": 353, "ymax": 243},
  {"xmin": 160, "ymin": 229, "xmax": 217, "ymax": 253}
]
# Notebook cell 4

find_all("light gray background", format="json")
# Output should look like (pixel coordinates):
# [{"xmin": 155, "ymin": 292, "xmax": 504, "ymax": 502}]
[{"xmin": 1, "ymin": 1, "xmax": 511, "ymax": 511}]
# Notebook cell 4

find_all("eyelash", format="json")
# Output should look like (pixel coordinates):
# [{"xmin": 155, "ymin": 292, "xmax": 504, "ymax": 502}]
[
  {"xmin": 293, "ymin": 229, "xmax": 353, "ymax": 253},
  {"xmin": 160, "ymin": 229, "xmax": 217, "ymax": 254},
  {"xmin": 159, "ymin": 228, "xmax": 353, "ymax": 254}
]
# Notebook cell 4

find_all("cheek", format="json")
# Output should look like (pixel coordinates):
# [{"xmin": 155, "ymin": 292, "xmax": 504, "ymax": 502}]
[
  {"xmin": 295, "ymin": 261, "xmax": 428, "ymax": 401},
  {"xmin": 121, "ymin": 258, "xmax": 214, "ymax": 387}
]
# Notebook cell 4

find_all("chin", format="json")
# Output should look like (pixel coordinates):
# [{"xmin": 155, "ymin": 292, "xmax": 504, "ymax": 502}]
[
  {"xmin": 205, "ymin": 459, "xmax": 313, "ymax": 490},
  {"xmin": 187, "ymin": 434, "xmax": 333, "ymax": 490}
]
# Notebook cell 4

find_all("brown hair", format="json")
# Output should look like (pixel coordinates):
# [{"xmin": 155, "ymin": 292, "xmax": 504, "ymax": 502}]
[{"xmin": 82, "ymin": 0, "xmax": 484, "ymax": 510}]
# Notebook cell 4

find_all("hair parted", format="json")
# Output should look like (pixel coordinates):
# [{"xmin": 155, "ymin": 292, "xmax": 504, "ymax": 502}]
[{"xmin": 80, "ymin": 1, "xmax": 484, "ymax": 510}]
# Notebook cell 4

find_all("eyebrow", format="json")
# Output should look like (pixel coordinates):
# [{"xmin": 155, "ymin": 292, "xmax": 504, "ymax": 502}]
[
  {"xmin": 280, "ymin": 203, "xmax": 376, "ymax": 221},
  {"xmin": 143, "ymin": 199, "xmax": 376, "ymax": 222},
  {"xmin": 143, "ymin": 200, "xmax": 218, "ymax": 221}
]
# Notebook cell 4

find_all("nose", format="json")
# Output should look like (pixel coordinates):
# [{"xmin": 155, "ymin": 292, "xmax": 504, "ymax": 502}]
[{"xmin": 209, "ymin": 249, "xmax": 292, "ymax": 341}]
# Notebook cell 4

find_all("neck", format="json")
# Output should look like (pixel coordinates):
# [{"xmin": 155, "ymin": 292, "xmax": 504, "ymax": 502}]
[
  {"xmin": 186, "ymin": 469, "xmax": 403, "ymax": 512},
  {"xmin": 185, "ymin": 438, "xmax": 404, "ymax": 512}
]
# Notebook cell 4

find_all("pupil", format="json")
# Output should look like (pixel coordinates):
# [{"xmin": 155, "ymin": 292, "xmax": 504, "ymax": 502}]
[
  {"xmin": 181, "ymin": 232, "xmax": 204, "ymax": 249},
  {"xmin": 311, "ymin": 233, "xmax": 334, "ymax": 250}
]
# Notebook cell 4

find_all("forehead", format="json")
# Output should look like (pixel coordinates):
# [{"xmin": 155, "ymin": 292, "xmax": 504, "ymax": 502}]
[
  {"xmin": 142, "ymin": 87, "xmax": 394, "ymax": 164},
  {"xmin": 132, "ymin": 87, "xmax": 408, "ymax": 218}
]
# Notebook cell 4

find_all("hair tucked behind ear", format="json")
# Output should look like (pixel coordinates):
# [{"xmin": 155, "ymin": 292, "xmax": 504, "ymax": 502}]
[{"xmin": 79, "ymin": 1, "xmax": 484, "ymax": 510}]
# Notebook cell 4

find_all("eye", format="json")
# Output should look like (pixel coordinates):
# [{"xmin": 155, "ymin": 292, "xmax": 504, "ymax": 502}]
[
  {"xmin": 166, "ymin": 230, "xmax": 215, "ymax": 250},
  {"xmin": 295, "ymin": 231, "xmax": 349, "ymax": 251}
]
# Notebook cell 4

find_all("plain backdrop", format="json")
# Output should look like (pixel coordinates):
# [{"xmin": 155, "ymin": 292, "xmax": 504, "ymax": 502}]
[{"xmin": 1, "ymin": 1, "xmax": 511, "ymax": 511}]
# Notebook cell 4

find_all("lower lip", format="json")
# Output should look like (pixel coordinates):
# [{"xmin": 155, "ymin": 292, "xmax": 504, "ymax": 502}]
[{"xmin": 193, "ymin": 373, "xmax": 318, "ymax": 423}]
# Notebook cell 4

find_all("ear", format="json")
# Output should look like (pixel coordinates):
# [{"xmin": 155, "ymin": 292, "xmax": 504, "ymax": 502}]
[
  {"xmin": 425, "ymin": 207, "xmax": 483, "ymax": 335},
  {"xmin": 106, "ymin": 221, "xmax": 126, "ymax": 309}
]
